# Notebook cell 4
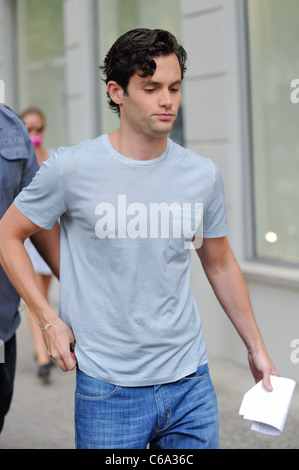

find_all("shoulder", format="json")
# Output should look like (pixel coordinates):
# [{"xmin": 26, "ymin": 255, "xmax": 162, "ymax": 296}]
[
  {"xmin": 55, "ymin": 134, "xmax": 105, "ymax": 163},
  {"xmin": 0, "ymin": 105, "xmax": 28, "ymax": 134},
  {"xmin": 0, "ymin": 105, "xmax": 38, "ymax": 172},
  {"xmin": 0, "ymin": 104, "xmax": 20, "ymax": 123},
  {"xmin": 0, "ymin": 105, "xmax": 31, "ymax": 142},
  {"xmin": 169, "ymin": 139, "xmax": 217, "ymax": 175}
]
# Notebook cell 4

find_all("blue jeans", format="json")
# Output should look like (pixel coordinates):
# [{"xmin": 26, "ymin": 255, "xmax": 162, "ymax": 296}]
[{"xmin": 75, "ymin": 363, "xmax": 219, "ymax": 449}]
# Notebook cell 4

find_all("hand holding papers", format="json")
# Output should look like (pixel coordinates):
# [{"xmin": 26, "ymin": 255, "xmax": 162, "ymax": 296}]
[{"xmin": 239, "ymin": 376, "xmax": 296, "ymax": 435}]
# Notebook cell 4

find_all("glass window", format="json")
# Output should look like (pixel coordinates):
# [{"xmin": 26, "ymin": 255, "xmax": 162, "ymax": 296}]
[
  {"xmin": 246, "ymin": 0, "xmax": 299, "ymax": 265},
  {"xmin": 15, "ymin": 0, "xmax": 67, "ymax": 149},
  {"xmin": 97, "ymin": 0, "xmax": 184, "ymax": 145}
]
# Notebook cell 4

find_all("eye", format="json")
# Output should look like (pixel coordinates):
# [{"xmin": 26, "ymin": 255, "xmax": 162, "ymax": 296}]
[{"xmin": 144, "ymin": 88, "xmax": 155, "ymax": 93}]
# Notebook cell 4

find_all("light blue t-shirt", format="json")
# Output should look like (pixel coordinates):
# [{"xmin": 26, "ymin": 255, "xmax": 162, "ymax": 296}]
[{"xmin": 15, "ymin": 134, "xmax": 229, "ymax": 386}]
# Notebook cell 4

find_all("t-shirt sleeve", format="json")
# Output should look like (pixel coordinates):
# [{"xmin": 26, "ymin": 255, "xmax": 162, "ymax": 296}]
[
  {"xmin": 202, "ymin": 162, "xmax": 229, "ymax": 238},
  {"xmin": 15, "ymin": 149, "xmax": 66, "ymax": 230}
]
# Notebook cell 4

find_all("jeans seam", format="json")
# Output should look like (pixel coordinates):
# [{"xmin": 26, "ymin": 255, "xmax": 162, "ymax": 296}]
[
  {"xmin": 156, "ymin": 385, "xmax": 172, "ymax": 433},
  {"xmin": 75, "ymin": 386, "xmax": 119, "ymax": 401}
]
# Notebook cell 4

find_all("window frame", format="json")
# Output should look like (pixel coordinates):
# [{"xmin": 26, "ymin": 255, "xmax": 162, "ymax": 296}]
[{"xmin": 238, "ymin": 0, "xmax": 299, "ymax": 269}]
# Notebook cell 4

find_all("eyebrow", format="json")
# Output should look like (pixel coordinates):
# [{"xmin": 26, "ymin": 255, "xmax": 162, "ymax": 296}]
[{"xmin": 141, "ymin": 79, "xmax": 182, "ymax": 86}]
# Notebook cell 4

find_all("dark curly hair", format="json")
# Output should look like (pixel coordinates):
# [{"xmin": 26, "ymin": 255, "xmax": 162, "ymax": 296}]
[{"xmin": 100, "ymin": 28, "xmax": 188, "ymax": 116}]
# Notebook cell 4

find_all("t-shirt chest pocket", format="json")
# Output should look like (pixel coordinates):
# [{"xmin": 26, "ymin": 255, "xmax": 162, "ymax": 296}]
[{"xmin": 168, "ymin": 203, "xmax": 203, "ymax": 254}]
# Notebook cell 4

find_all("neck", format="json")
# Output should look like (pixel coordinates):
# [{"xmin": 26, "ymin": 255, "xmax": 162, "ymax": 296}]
[{"xmin": 108, "ymin": 127, "xmax": 168, "ymax": 161}]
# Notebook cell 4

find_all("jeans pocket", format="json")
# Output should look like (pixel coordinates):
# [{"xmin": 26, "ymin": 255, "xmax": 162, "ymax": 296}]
[
  {"xmin": 183, "ymin": 363, "xmax": 209, "ymax": 381},
  {"xmin": 75, "ymin": 369, "xmax": 119, "ymax": 400}
]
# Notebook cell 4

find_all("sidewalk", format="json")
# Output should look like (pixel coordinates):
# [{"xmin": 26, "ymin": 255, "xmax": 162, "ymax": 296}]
[{"xmin": 1, "ymin": 306, "xmax": 298, "ymax": 449}]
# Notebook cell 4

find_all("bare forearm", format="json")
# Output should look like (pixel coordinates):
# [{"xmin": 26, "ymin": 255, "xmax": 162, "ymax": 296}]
[
  {"xmin": 203, "ymin": 257, "xmax": 264, "ymax": 350},
  {"xmin": 197, "ymin": 237, "xmax": 264, "ymax": 350},
  {"xmin": 0, "ymin": 203, "xmax": 59, "ymax": 326},
  {"xmin": 0, "ymin": 237, "xmax": 76, "ymax": 371},
  {"xmin": 0, "ymin": 237, "xmax": 58, "ymax": 328},
  {"xmin": 197, "ymin": 236, "xmax": 278, "ymax": 389},
  {"xmin": 0, "ymin": 204, "xmax": 76, "ymax": 372}
]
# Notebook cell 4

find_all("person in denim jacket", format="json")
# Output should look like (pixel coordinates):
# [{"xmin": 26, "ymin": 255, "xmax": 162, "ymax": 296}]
[{"xmin": 0, "ymin": 105, "xmax": 59, "ymax": 433}]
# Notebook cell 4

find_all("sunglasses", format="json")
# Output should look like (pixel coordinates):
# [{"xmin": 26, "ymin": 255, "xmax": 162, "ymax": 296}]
[{"xmin": 27, "ymin": 125, "xmax": 44, "ymax": 133}]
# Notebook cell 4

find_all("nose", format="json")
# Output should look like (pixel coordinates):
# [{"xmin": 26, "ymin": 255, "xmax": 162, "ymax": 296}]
[{"xmin": 158, "ymin": 89, "xmax": 173, "ymax": 109}]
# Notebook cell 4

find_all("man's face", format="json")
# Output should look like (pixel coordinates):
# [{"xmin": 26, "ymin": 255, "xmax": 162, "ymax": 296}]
[{"xmin": 120, "ymin": 53, "xmax": 182, "ymax": 140}]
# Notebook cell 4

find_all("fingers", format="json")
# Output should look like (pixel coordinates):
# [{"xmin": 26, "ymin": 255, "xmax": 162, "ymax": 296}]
[
  {"xmin": 70, "ymin": 342, "xmax": 76, "ymax": 361},
  {"xmin": 248, "ymin": 349, "xmax": 279, "ymax": 392},
  {"xmin": 42, "ymin": 321, "xmax": 77, "ymax": 372},
  {"xmin": 51, "ymin": 345, "xmax": 77, "ymax": 372},
  {"xmin": 263, "ymin": 365, "xmax": 280, "ymax": 392},
  {"xmin": 262, "ymin": 372, "xmax": 273, "ymax": 392}
]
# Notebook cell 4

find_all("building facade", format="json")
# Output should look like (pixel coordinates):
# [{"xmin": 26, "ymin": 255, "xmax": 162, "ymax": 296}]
[{"xmin": 0, "ymin": 0, "xmax": 298, "ymax": 379}]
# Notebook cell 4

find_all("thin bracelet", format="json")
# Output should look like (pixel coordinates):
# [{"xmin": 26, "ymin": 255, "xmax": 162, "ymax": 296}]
[
  {"xmin": 248, "ymin": 346, "xmax": 266, "ymax": 353},
  {"xmin": 41, "ymin": 318, "xmax": 61, "ymax": 331}
]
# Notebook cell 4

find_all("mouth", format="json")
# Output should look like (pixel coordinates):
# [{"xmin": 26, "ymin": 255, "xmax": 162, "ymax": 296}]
[{"xmin": 155, "ymin": 113, "xmax": 175, "ymax": 121}]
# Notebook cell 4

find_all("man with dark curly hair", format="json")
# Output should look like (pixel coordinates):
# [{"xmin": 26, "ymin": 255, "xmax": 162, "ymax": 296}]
[
  {"xmin": 101, "ymin": 28, "xmax": 187, "ymax": 117},
  {"xmin": 0, "ymin": 29, "xmax": 278, "ymax": 449}
]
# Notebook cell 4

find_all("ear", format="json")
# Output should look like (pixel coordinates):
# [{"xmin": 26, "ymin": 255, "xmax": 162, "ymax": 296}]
[{"xmin": 107, "ymin": 81, "xmax": 124, "ymax": 106}]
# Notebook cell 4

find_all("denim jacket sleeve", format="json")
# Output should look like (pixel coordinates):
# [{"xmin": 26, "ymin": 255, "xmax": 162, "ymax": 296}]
[{"xmin": 0, "ymin": 105, "xmax": 39, "ymax": 217}]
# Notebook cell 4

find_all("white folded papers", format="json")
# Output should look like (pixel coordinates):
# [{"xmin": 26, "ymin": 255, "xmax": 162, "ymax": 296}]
[{"xmin": 239, "ymin": 376, "xmax": 296, "ymax": 435}]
